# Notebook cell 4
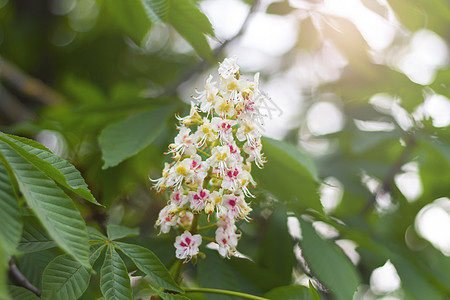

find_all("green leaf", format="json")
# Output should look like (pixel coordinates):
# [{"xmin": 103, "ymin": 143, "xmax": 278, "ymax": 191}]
[
  {"xmin": 0, "ymin": 142, "xmax": 90, "ymax": 268},
  {"xmin": 104, "ymin": 0, "xmax": 152, "ymax": 44},
  {"xmin": 168, "ymin": 0, "xmax": 214, "ymax": 60},
  {"xmin": 106, "ymin": 224, "xmax": 140, "ymax": 241},
  {"xmin": 392, "ymin": 256, "xmax": 444, "ymax": 300},
  {"xmin": 87, "ymin": 226, "xmax": 108, "ymax": 241},
  {"xmin": 309, "ymin": 282, "xmax": 321, "ymax": 300},
  {"xmin": 18, "ymin": 216, "xmax": 57, "ymax": 253},
  {"xmin": 264, "ymin": 285, "xmax": 313, "ymax": 300},
  {"xmin": 151, "ymin": 286, "xmax": 190, "ymax": 300},
  {"xmin": 298, "ymin": 218, "xmax": 360, "ymax": 300},
  {"xmin": 0, "ymin": 160, "xmax": 22, "ymax": 256},
  {"xmin": 42, "ymin": 244, "xmax": 105, "ymax": 300},
  {"xmin": 253, "ymin": 138, "xmax": 321, "ymax": 212},
  {"xmin": 99, "ymin": 105, "xmax": 175, "ymax": 169},
  {"xmin": 100, "ymin": 244, "xmax": 133, "ymax": 300},
  {"xmin": 258, "ymin": 209, "xmax": 295, "ymax": 285},
  {"xmin": 140, "ymin": 0, "xmax": 169, "ymax": 24},
  {"xmin": 197, "ymin": 250, "xmax": 242, "ymax": 300},
  {"xmin": 0, "ymin": 236, "xmax": 11, "ymax": 300},
  {"xmin": 8, "ymin": 285, "xmax": 39, "ymax": 300},
  {"xmin": 115, "ymin": 242, "xmax": 182, "ymax": 292},
  {"xmin": 0, "ymin": 132, "xmax": 100, "ymax": 206}
]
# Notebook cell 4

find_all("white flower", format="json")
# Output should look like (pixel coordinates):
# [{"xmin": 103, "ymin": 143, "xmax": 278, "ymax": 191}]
[
  {"xmin": 168, "ymin": 126, "xmax": 198, "ymax": 157},
  {"xmin": 170, "ymin": 187, "xmax": 188, "ymax": 207},
  {"xmin": 156, "ymin": 204, "xmax": 178, "ymax": 234},
  {"xmin": 218, "ymin": 56, "xmax": 239, "ymax": 79},
  {"xmin": 243, "ymin": 139, "xmax": 265, "ymax": 168},
  {"xmin": 211, "ymin": 117, "xmax": 236, "ymax": 144},
  {"xmin": 195, "ymin": 75, "xmax": 218, "ymax": 115},
  {"xmin": 165, "ymin": 158, "xmax": 192, "ymax": 189},
  {"xmin": 206, "ymin": 145, "xmax": 232, "ymax": 177},
  {"xmin": 220, "ymin": 194, "xmax": 252, "ymax": 221},
  {"xmin": 193, "ymin": 118, "xmax": 217, "ymax": 147},
  {"xmin": 189, "ymin": 187, "xmax": 210, "ymax": 212},
  {"xmin": 177, "ymin": 211, "xmax": 194, "ymax": 228},
  {"xmin": 214, "ymin": 96, "xmax": 236, "ymax": 118},
  {"xmin": 150, "ymin": 162, "xmax": 171, "ymax": 192},
  {"xmin": 236, "ymin": 119, "xmax": 261, "ymax": 146},
  {"xmin": 174, "ymin": 231, "xmax": 202, "ymax": 261},
  {"xmin": 185, "ymin": 154, "xmax": 208, "ymax": 186},
  {"xmin": 215, "ymin": 225, "xmax": 239, "ymax": 258}
]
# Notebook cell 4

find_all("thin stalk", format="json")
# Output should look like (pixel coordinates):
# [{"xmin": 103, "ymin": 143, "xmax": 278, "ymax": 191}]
[
  {"xmin": 184, "ymin": 287, "xmax": 269, "ymax": 300},
  {"xmin": 197, "ymin": 223, "xmax": 218, "ymax": 231},
  {"xmin": 172, "ymin": 259, "xmax": 184, "ymax": 285},
  {"xmin": 202, "ymin": 236, "xmax": 216, "ymax": 242},
  {"xmin": 190, "ymin": 213, "xmax": 201, "ymax": 234},
  {"xmin": 197, "ymin": 148, "xmax": 211, "ymax": 157}
]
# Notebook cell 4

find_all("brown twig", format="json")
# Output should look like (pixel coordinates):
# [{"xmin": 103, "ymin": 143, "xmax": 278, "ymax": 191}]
[
  {"xmin": 163, "ymin": 0, "xmax": 260, "ymax": 96},
  {"xmin": 8, "ymin": 258, "xmax": 42, "ymax": 297},
  {"xmin": 360, "ymin": 133, "xmax": 416, "ymax": 215},
  {"xmin": 0, "ymin": 55, "xmax": 65, "ymax": 105}
]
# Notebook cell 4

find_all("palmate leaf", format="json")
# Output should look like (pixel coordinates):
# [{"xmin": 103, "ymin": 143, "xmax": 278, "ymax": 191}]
[
  {"xmin": 253, "ymin": 138, "xmax": 321, "ymax": 212},
  {"xmin": 298, "ymin": 218, "xmax": 360, "ymax": 300},
  {"xmin": 8, "ymin": 285, "xmax": 40, "ymax": 300},
  {"xmin": 106, "ymin": 224, "xmax": 139, "ymax": 241},
  {"xmin": 0, "ymin": 132, "xmax": 100, "ymax": 206},
  {"xmin": 0, "ymin": 160, "xmax": 22, "ymax": 256},
  {"xmin": 100, "ymin": 244, "xmax": 133, "ymax": 300},
  {"xmin": 263, "ymin": 285, "xmax": 314, "ymax": 300},
  {"xmin": 115, "ymin": 242, "xmax": 182, "ymax": 292},
  {"xmin": 41, "ymin": 244, "xmax": 105, "ymax": 300},
  {"xmin": 168, "ymin": 0, "xmax": 214, "ymax": 61},
  {"xmin": 99, "ymin": 105, "xmax": 176, "ymax": 169},
  {"xmin": 103, "ymin": 0, "xmax": 152, "ymax": 44},
  {"xmin": 0, "ymin": 236, "xmax": 11, "ymax": 300},
  {"xmin": 0, "ymin": 142, "xmax": 90, "ymax": 267},
  {"xmin": 258, "ymin": 208, "xmax": 295, "ymax": 286},
  {"xmin": 18, "ymin": 216, "xmax": 56, "ymax": 253}
]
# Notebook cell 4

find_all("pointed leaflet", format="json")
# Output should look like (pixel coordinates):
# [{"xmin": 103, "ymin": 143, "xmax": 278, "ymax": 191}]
[
  {"xmin": 298, "ymin": 218, "xmax": 360, "ymax": 300},
  {"xmin": 0, "ymin": 236, "xmax": 11, "ymax": 300},
  {"xmin": 141, "ymin": 0, "xmax": 168, "ymax": 24},
  {"xmin": 264, "ymin": 285, "xmax": 314, "ymax": 300},
  {"xmin": 107, "ymin": 224, "xmax": 139, "ymax": 241},
  {"xmin": 104, "ymin": 0, "xmax": 152, "ymax": 44},
  {"xmin": 8, "ymin": 286, "xmax": 39, "ymax": 300},
  {"xmin": 253, "ymin": 138, "xmax": 321, "ymax": 212},
  {"xmin": 168, "ymin": 0, "xmax": 214, "ymax": 61},
  {"xmin": 0, "ymin": 142, "xmax": 90, "ymax": 267},
  {"xmin": 99, "ymin": 105, "xmax": 175, "ymax": 169},
  {"xmin": 0, "ymin": 160, "xmax": 22, "ymax": 256},
  {"xmin": 115, "ymin": 242, "xmax": 182, "ymax": 292},
  {"xmin": 0, "ymin": 132, "xmax": 100, "ymax": 206},
  {"xmin": 42, "ymin": 244, "xmax": 105, "ymax": 300},
  {"xmin": 18, "ymin": 216, "xmax": 56, "ymax": 253},
  {"xmin": 100, "ymin": 244, "xmax": 133, "ymax": 300}
]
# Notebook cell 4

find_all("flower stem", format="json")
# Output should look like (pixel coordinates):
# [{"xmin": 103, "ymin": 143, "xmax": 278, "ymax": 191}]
[
  {"xmin": 172, "ymin": 259, "xmax": 184, "ymax": 285},
  {"xmin": 197, "ymin": 148, "xmax": 211, "ymax": 157},
  {"xmin": 184, "ymin": 287, "xmax": 269, "ymax": 300},
  {"xmin": 197, "ymin": 223, "xmax": 218, "ymax": 231},
  {"xmin": 190, "ymin": 213, "xmax": 201, "ymax": 234}
]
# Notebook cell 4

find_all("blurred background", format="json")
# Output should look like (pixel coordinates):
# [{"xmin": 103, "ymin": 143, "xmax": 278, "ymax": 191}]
[{"xmin": 0, "ymin": 0, "xmax": 449, "ymax": 299}]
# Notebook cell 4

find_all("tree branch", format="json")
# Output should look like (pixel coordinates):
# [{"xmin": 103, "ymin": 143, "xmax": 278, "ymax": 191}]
[
  {"xmin": 163, "ymin": 0, "xmax": 260, "ymax": 96},
  {"xmin": 360, "ymin": 133, "xmax": 416, "ymax": 215},
  {"xmin": 8, "ymin": 258, "xmax": 42, "ymax": 297},
  {"xmin": 0, "ymin": 55, "xmax": 65, "ymax": 105}
]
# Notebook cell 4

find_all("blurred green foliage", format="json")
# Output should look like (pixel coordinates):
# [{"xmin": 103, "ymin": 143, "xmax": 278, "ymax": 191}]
[{"xmin": 0, "ymin": 0, "xmax": 449, "ymax": 299}]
